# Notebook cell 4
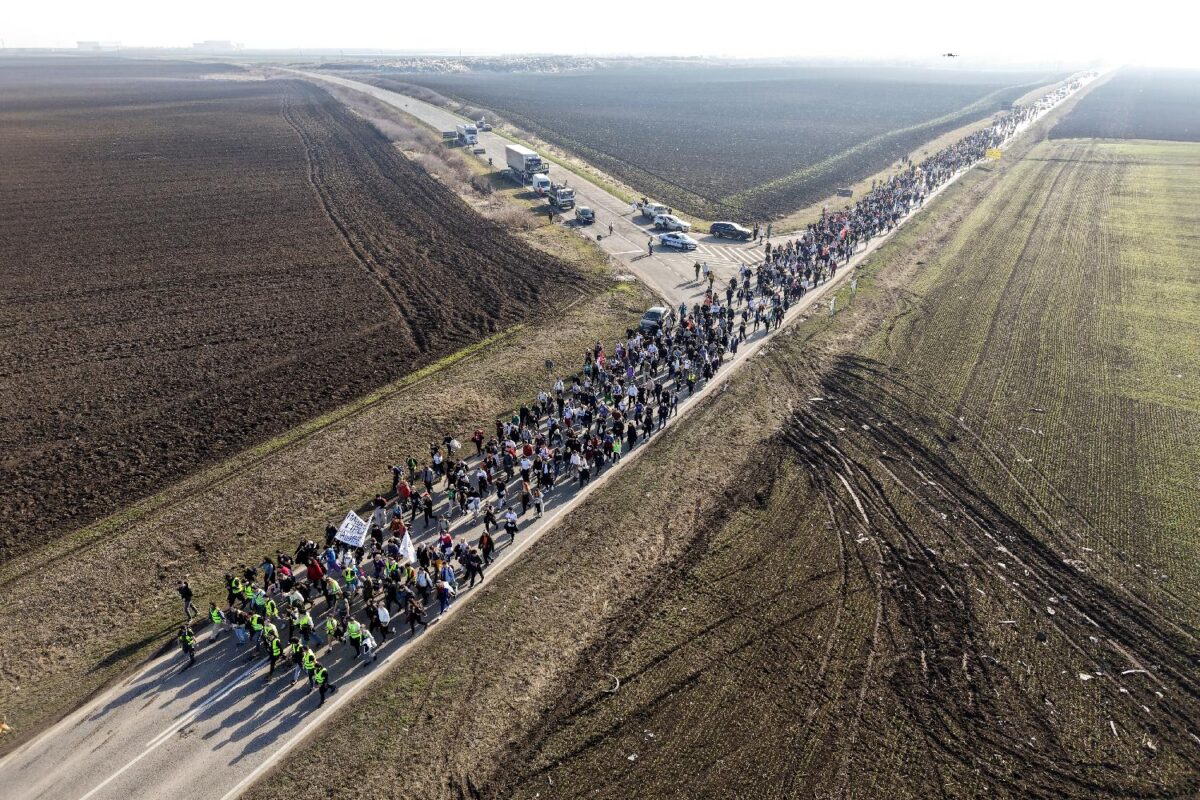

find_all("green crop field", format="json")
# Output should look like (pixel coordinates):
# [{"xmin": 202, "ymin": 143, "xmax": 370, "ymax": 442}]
[{"xmin": 871, "ymin": 138, "xmax": 1200, "ymax": 578}]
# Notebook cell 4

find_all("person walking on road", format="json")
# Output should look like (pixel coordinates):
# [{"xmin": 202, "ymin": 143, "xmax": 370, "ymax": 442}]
[
  {"xmin": 479, "ymin": 530, "xmax": 495, "ymax": 566},
  {"xmin": 345, "ymin": 618, "xmax": 365, "ymax": 658},
  {"xmin": 647, "ymin": 238, "xmax": 653, "ymax": 256},
  {"xmin": 463, "ymin": 547, "xmax": 485, "ymax": 588},
  {"xmin": 406, "ymin": 596, "xmax": 428, "ymax": 635},
  {"xmin": 207, "ymin": 602, "xmax": 227, "ymax": 642},
  {"xmin": 265, "ymin": 633, "xmax": 283, "ymax": 682},
  {"xmin": 178, "ymin": 625, "xmax": 197, "ymax": 668},
  {"xmin": 287, "ymin": 637, "xmax": 306, "ymax": 685},
  {"xmin": 302, "ymin": 646, "xmax": 317, "ymax": 690},
  {"xmin": 314, "ymin": 662, "xmax": 336, "ymax": 707}
]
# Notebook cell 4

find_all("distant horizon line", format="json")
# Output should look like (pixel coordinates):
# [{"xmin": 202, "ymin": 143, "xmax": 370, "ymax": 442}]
[{"xmin": 0, "ymin": 47, "xmax": 1113, "ymax": 71}]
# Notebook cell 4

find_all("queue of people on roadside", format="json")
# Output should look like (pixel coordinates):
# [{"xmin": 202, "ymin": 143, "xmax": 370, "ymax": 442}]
[{"xmin": 174, "ymin": 79, "xmax": 1083, "ymax": 707}]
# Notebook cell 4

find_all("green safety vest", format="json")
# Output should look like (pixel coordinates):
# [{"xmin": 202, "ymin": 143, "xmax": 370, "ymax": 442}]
[
  {"xmin": 314, "ymin": 667, "xmax": 327, "ymax": 685},
  {"xmin": 288, "ymin": 642, "xmax": 302, "ymax": 657},
  {"xmin": 264, "ymin": 622, "xmax": 278, "ymax": 640},
  {"xmin": 180, "ymin": 631, "xmax": 195, "ymax": 647},
  {"xmin": 231, "ymin": 577, "xmax": 243, "ymax": 593},
  {"xmin": 327, "ymin": 580, "xmax": 341, "ymax": 595},
  {"xmin": 325, "ymin": 618, "xmax": 338, "ymax": 634},
  {"xmin": 298, "ymin": 612, "xmax": 313, "ymax": 629},
  {"xmin": 265, "ymin": 599, "xmax": 278, "ymax": 617},
  {"xmin": 250, "ymin": 614, "xmax": 263, "ymax": 632},
  {"xmin": 242, "ymin": 583, "xmax": 254, "ymax": 600},
  {"xmin": 347, "ymin": 621, "xmax": 362, "ymax": 641},
  {"xmin": 303, "ymin": 650, "xmax": 316, "ymax": 670},
  {"xmin": 209, "ymin": 608, "xmax": 222, "ymax": 624},
  {"xmin": 270, "ymin": 637, "xmax": 281, "ymax": 656}
]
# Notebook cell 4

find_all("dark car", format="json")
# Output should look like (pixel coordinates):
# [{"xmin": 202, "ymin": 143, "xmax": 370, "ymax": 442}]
[
  {"xmin": 639, "ymin": 306, "xmax": 675, "ymax": 333},
  {"xmin": 710, "ymin": 221, "xmax": 753, "ymax": 240}
]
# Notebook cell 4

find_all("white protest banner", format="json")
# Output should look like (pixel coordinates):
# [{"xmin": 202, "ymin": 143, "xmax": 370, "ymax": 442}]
[
  {"xmin": 398, "ymin": 532, "xmax": 416, "ymax": 564},
  {"xmin": 334, "ymin": 510, "xmax": 369, "ymax": 548}
]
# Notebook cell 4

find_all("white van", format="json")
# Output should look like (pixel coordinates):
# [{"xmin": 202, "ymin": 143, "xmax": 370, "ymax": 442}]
[
  {"xmin": 531, "ymin": 174, "xmax": 552, "ymax": 196},
  {"xmin": 642, "ymin": 202, "xmax": 669, "ymax": 219}
]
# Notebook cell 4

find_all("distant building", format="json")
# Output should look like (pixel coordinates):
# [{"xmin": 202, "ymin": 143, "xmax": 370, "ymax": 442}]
[
  {"xmin": 192, "ymin": 40, "xmax": 243, "ymax": 52},
  {"xmin": 77, "ymin": 41, "xmax": 122, "ymax": 51}
]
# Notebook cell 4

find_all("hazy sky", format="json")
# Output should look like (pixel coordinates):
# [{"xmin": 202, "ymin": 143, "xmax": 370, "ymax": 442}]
[{"xmin": 4, "ymin": 0, "xmax": 1198, "ymax": 68}]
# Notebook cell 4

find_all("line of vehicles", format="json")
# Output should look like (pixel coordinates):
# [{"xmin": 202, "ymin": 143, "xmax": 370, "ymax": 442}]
[{"xmin": 470, "ymin": 124, "xmax": 756, "ymax": 241}]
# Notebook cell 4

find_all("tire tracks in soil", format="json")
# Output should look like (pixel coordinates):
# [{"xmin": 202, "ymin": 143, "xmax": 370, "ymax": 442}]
[{"xmin": 279, "ymin": 86, "xmax": 422, "ymax": 348}]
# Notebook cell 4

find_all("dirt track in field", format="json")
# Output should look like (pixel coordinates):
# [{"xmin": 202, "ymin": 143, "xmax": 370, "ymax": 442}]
[{"xmin": 0, "ymin": 60, "xmax": 586, "ymax": 559}]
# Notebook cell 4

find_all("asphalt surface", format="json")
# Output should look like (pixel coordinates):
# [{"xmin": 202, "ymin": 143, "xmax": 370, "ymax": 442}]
[{"xmin": 0, "ymin": 72, "xmax": 1091, "ymax": 800}]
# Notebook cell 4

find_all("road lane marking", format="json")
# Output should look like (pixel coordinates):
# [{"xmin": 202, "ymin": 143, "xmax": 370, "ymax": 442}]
[{"xmin": 76, "ymin": 657, "xmax": 266, "ymax": 800}]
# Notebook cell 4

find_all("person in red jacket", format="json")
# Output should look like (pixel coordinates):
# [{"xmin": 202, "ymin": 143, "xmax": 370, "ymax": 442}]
[{"xmin": 305, "ymin": 559, "xmax": 324, "ymax": 604}]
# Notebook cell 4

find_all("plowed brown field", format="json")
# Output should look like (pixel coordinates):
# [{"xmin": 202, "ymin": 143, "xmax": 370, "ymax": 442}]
[{"xmin": 0, "ymin": 59, "xmax": 584, "ymax": 558}]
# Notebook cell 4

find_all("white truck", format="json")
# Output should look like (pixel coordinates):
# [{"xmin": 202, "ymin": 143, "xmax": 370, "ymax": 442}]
[
  {"xmin": 548, "ymin": 182, "xmax": 576, "ymax": 210},
  {"xmin": 455, "ymin": 123, "xmax": 478, "ymax": 146},
  {"xmin": 505, "ymin": 144, "xmax": 548, "ymax": 180}
]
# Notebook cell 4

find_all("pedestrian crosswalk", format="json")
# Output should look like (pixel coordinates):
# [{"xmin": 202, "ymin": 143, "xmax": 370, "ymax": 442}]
[{"xmin": 694, "ymin": 241, "xmax": 764, "ymax": 269}]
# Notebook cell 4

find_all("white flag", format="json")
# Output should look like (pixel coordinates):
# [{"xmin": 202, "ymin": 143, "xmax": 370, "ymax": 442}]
[
  {"xmin": 335, "ymin": 510, "xmax": 369, "ymax": 548},
  {"xmin": 399, "ymin": 532, "xmax": 416, "ymax": 564}
]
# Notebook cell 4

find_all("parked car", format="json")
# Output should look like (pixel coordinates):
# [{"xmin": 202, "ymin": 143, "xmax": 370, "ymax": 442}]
[
  {"xmin": 710, "ymin": 221, "xmax": 753, "ymax": 240},
  {"xmin": 658, "ymin": 232, "xmax": 698, "ymax": 251},
  {"xmin": 653, "ymin": 214, "xmax": 691, "ymax": 232},
  {"xmin": 576, "ymin": 206, "xmax": 595, "ymax": 224},
  {"xmin": 641, "ymin": 202, "xmax": 669, "ymax": 219},
  {"xmin": 639, "ymin": 306, "xmax": 675, "ymax": 333}
]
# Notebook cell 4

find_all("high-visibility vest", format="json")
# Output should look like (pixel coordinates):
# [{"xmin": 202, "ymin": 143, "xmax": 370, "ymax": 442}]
[
  {"xmin": 180, "ymin": 631, "xmax": 195, "ymax": 647},
  {"xmin": 327, "ymin": 579, "xmax": 341, "ymax": 596},
  {"xmin": 298, "ymin": 612, "xmax": 313, "ymax": 630},
  {"xmin": 250, "ymin": 614, "xmax": 263, "ymax": 632},
  {"xmin": 209, "ymin": 608, "xmax": 222, "ymax": 624},
  {"xmin": 314, "ymin": 667, "xmax": 328, "ymax": 685},
  {"xmin": 270, "ymin": 637, "xmax": 281, "ymax": 656},
  {"xmin": 264, "ymin": 622, "xmax": 278, "ymax": 640},
  {"xmin": 303, "ymin": 650, "xmax": 316, "ymax": 671},
  {"xmin": 347, "ymin": 621, "xmax": 362, "ymax": 641},
  {"xmin": 265, "ymin": 599, "xmax": 278, "ymax": 617},
  {"xmin": 288, "ymin": 642, "xmax": 302, "ymax": 658},
  {"xmin": 325, "ymin": 618, "xmax": 338, "ymax": 635},
  {"xmin": 242, "ymin": 583, "xmax": 254, "ymax": 600},
  {"xmin": 231, "ymin": 577, "xmax": 243, "ymax": 593}
]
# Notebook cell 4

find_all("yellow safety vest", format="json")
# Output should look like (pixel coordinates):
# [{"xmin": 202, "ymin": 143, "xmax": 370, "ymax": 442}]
[
  {"xmin": 303, "ymin": 650, "xmax": 316, "ymax": 670},
  {"xmin": 250, "ymin": 614, "xmax": 263, "ymax": 632},
  {"xmin": 314, "ymin": 667, "xmax": 327, "ymax": 685}
]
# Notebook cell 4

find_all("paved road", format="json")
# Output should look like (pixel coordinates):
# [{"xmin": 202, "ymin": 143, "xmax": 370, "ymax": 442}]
[
  {"xmin": 0, "ymin": 73, "xmax": 1091, "ymax": 800},
  {"xmin": 296, "ymin": 70, "xmax": 767, "ymax": 308}
]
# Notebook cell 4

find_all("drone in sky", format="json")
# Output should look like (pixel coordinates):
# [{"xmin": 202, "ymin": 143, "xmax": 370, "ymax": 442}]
[{"xmin": 943, "ymin": 53, "xmax": 960, "ymax": 58}]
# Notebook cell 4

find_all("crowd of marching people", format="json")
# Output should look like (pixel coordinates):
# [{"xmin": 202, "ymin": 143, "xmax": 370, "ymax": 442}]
[{"xmin": 173, "ymin": 79, "xmax": 1082, "ymax": 708}]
